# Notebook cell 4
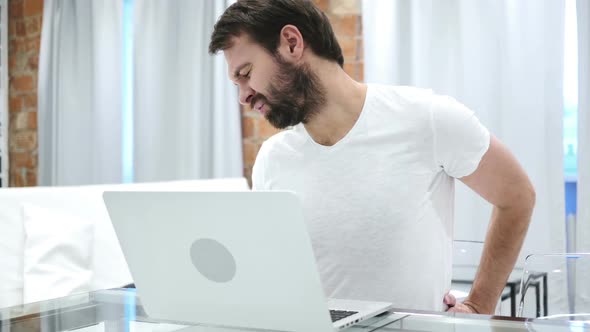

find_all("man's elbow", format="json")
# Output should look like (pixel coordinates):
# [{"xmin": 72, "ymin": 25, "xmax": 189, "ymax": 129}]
[
  {"xmin": 498, "ymin": 180, "xmax": 536, "ymax": 216},
  {"xmin": 523, "ymin": 182, "xmax": 536, "ymax": 213},
  {"xmin": 510, "ymin": 181, "xmax": 536, "ymax": 216}
]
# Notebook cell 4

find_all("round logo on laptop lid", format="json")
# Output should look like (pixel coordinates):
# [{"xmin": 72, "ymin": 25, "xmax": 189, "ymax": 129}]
[{"xmin": 190, "ymin": 238, "xmax": 237, "ymax": 283}]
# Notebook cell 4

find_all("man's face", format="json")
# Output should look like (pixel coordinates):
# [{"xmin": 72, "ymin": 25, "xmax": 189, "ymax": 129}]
[{"xmin": 224, "ymin": 35, "xmax": 325, "ymax": 129}]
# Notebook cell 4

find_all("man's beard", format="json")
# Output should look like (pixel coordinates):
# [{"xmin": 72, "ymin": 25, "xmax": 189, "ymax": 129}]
[{"xmin": 250, "ymin": 55, "xmax": 326, "ymax": 129}]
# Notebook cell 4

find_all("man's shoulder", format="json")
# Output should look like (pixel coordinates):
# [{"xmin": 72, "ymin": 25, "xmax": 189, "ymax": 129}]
[
  {"xmin": 369, "ymin": 84, "xmax": 435, "ymax": 102},
  {"xmin": 256, "ymin": 126, "xmax": 306, "ymax": 161},
  {"xmin": 364, "ymin": 84, "xmax": 439, "ymax": 123},
  {"xmin": 366, "ymin": 84, "xmax": 438, "ymax": 115}
]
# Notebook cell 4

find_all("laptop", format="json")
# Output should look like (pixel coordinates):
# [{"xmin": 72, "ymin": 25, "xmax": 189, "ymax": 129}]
[{"xmin": 103, "ymin": 191, "xmax": 392, "ymax": 332}]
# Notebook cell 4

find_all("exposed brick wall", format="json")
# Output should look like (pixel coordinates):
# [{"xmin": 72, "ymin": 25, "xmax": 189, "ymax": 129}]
[
  {"xmin": 241, "ymin": 0, "xmax": 363, "ymax": 187},
  {"xmin": 8, "ymin": 0, "xmax": 42, "ymax": 187}
]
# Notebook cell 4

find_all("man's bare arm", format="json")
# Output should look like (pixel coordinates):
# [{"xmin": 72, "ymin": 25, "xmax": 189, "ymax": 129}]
[{"xmin": 453, "ymin": 135, "xmax": 535, "ymax": 314}]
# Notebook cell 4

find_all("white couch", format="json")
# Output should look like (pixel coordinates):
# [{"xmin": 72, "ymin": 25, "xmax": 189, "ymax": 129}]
[{"xmin": 0, "ymin": 178, "xmax": 249, "ymax": 309}]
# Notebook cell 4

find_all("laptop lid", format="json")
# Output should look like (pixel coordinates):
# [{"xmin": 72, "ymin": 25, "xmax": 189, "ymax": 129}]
[{"xmin": 103, "ymin": 191, "xmax": 335, "ymax": 332}]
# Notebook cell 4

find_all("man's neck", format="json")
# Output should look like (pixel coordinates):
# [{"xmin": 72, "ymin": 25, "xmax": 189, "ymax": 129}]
[{"xmin": 303, "ymin": 60, "xmax": 367, "ymax": 146}]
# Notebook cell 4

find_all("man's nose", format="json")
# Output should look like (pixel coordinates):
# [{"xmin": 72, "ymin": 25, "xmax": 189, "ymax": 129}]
[{"xmin": 238, "ymin": 85, "xmax": 255, "ymax": 106}]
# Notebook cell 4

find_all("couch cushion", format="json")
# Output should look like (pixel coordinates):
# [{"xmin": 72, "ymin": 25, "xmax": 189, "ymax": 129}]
[
  {"xmin": 0, "ymin": 187, "xmax": 99, "ymax": 308},
  {"xmin": 0, "ymin": 186, "xmax": 128, "ymax": 308},
  {"xmin": 0, "ymin": 189, "xmax": 26, "ymax": 308}
]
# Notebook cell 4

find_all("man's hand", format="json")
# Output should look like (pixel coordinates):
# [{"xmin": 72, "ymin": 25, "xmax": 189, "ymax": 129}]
[{"xmin": 443, "ymin": 292, "xmax": 479, "ymax": 314}]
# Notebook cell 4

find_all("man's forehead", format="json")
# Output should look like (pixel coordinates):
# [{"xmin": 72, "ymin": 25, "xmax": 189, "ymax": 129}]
[
  {"xmin": 223, "ymin": 37, "xmax": 241, "ymax": 61},
  {"xmin": 224, "ymin": 35, "xmax": 252, "ymax": 62}
]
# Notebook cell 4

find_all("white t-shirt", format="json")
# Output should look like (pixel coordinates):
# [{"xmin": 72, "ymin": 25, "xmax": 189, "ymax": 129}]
[{"xmin": 252, "ymin": 84, "xmax": 490, "ymax": 311}]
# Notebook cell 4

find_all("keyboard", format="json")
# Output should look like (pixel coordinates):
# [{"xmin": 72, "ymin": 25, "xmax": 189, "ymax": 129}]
[{"xmin": 329, "ymin": 309, "xmax": 358, "ymax": 322}]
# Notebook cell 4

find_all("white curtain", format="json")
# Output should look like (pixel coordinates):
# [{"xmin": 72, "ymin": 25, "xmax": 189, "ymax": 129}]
[
  {"xmin": 363, "ymin": 0, "xmax": 566, "ymax": 262},
  {"xmin": 576, "ymin": 0, "xmax": 590, "ymax": 313},
  {"xmin": 39, "ymin": 0, "xmax": 241, "ymax": 185},
  {"xmin": 132, "ymin": 0, "xmax": 242, "ymax": 182},
  {"xmin": 38, "ymin": 0, "xmax": 123, "ymax": 185}
]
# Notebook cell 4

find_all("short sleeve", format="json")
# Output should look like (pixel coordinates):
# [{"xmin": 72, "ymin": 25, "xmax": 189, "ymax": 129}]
[{"xmin": 431, "ymin": 95, "xmax": 490, "ymax": 178}]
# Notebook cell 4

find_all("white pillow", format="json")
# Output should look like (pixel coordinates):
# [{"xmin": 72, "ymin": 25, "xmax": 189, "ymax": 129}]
[{"xmin": 22, "ymin": 203, "xmax": 94, "ymax": 303}]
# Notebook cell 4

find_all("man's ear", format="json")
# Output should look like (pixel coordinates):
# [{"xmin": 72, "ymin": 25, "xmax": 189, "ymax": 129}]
[{"xmin": 277, "ymin": 25, "xmax": 305, "ymax": 62}]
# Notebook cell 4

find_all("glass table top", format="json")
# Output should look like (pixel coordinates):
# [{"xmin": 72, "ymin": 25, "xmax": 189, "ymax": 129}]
[{"xmin": 0, "ymin": 288, "xmax": 588, "ymax": 332}]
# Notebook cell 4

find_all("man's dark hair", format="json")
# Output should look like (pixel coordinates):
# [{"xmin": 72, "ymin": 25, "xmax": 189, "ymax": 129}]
[{"xmin": 209, "ymin": 0, "xmax": 344, "ymax": 67}]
